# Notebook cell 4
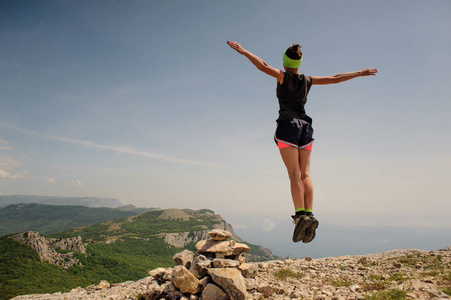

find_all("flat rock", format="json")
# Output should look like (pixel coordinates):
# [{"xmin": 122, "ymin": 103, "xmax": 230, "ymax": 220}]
[
  {"xmin": 212, "ymin": 258, "xmax": 241, "ymax": 268},
  {"xmin": 195, "ymin": 239, "xmax": 250, "ymax": 256},
  {"xmin": 208, "ymin": 229, "xmax": 233, "ymax": 241}
]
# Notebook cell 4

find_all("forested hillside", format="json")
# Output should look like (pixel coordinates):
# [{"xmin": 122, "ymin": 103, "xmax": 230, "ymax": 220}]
[
  {"xmin": 0, "ymin": 203, "xmax": 154, "ymax": 235},
  {"xmin": 1, "ymin": 208, "xmax": 277, "ymax": 299}
]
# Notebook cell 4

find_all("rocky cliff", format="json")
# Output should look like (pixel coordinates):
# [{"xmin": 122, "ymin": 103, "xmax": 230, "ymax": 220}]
[
  {"xmin": 12, "ymin": 231, "xmax": 86, "ymax": 270},
  {"xmin": 157, "ymin": 212, "xmax": 241, "ymax": 248}
]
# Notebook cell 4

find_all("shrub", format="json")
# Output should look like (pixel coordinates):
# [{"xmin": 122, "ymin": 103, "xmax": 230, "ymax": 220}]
[{"xmin": 275, "ymin": 268, "xmax": 304, "ymax": 280}]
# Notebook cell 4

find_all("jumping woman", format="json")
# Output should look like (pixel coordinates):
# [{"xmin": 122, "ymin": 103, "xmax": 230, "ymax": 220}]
[{"xmin": 227, "ymin": 41, "xmax": 377, "ymax": 243}]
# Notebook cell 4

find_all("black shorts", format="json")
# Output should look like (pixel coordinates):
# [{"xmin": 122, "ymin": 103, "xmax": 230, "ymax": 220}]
[{"xmin": 274, "ymin": 118, "xmax": 315, "ymax": 149}]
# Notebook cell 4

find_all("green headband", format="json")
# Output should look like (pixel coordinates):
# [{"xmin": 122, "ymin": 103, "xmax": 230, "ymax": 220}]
[{"xmin": 283, "ymin": 52, "xmax": 302, "ymax": 69}]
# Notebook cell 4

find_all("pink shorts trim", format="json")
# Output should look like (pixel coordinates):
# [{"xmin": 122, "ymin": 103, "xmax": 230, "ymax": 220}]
[{"xmin": 278, "ymin": 140, "xmax": 313, "ymax": 151}]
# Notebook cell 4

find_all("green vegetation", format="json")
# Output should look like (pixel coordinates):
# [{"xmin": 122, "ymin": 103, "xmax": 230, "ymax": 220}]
[
  {"xmin": 368, "ymin": 274, "xmax": 384, "ymax": 281},
  {"xmin": 362, "ymin": 282, "xmax": 386, "ymax": 292},
  {"xmin": 362, "ymin": 260, "xmax": 379, "ymax": 267},
  {"xmin": 365, "ymin": 289, "xmax": 406, "ymax": 300},
  {"xmin": 0, "ymin": 203, "xmax": 145, "ymax": 235},
  {"xmin": 53, "ymin": 209, "xmax": 219, "ymax": 241},
  {"xmin": 1, "ymin": 208, "xmax": 276, "ymax": 299},
  {"xmin": 326, "ymin": 277, "xmax": 353, "ymax": 287},
  {"xmin": 275, "ymin": 268, "xmax": 304, "ymax": 280},
  {"xmin": 440, "ymin": 271, "xmax": 451, "ymax": 296},
  {"xmin": 389, "ymin": 272, "xmax": 409, "ymax": 282},
  {"xmin": 0, "ymin": 235, "xmax": 90, "ymax": 300}
]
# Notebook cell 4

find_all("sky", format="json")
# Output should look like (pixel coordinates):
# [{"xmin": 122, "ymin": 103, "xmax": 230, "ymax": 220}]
[{"xmin": 1, "ymin": 0, "xmax": 450, "ymax": 258}]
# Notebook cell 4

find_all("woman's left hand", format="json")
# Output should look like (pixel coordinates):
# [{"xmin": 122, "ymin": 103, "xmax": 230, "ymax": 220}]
[{"xmin": 227, "ymin": 41, "xmax": 247, "ymax": 55}]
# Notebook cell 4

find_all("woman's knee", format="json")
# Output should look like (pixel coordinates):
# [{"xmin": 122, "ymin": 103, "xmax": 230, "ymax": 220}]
[
  {"xmin": 301, "ymin": 172, "xmax": 310, "ymax": 181},
  {"xmin": 287, "ymin": 170, "xmax": 302, "ymax": 182}
]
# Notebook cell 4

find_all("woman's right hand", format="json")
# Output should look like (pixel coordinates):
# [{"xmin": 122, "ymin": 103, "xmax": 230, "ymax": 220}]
[{"xmin": 361, "ymin": 68, "xmax": 378, "ymax": 76}]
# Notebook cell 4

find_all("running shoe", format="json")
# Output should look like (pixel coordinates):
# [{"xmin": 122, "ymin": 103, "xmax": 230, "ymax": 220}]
[
  {"xmin": 291, "ymin": 215, "xmax": 312, "ymax": 243},
  {"xmin": 302, "ymin": 215, "xmax": 319, "ymax": 243}
]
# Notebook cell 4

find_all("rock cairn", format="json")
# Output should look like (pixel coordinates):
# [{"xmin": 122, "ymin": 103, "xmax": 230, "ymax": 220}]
[{"xmin": 142, "ymin": 229, "xmax": 254, "ymax": 300}]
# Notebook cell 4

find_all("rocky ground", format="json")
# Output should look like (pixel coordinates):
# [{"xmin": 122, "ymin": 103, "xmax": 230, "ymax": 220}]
[{"xmin": 12, "ymin": 240, "xmax": 451, "ymax": 300}]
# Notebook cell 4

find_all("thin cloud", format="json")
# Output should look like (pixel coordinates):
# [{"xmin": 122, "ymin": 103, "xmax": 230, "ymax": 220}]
[
  {"xmin": 0, "ymin": 154, "xmax": 26, "ymax": 179},
  {"xmin": 0, "ymin": 169, "xmax": 26, "ymax": 179},
  {"xmin": 261, "ymin": 218, "xmax": 276, "ymax": 231},
  {"xmin": 45, "ymin": 178, "xmax": 57, "ymax": 184},
  {"xmin": 71, "ymin": 179, "xmax": 84, "ymax": 187},
  {"xmin": 0, "ymin": 139, "xmax": 12, "ymax": 150},
  {"xmin": 0, "ymin": 124, "xmax": 223, "ymax": 168}
]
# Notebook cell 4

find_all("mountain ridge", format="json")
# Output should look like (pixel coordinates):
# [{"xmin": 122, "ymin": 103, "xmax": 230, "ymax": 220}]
[
  {"xmin": 0, "ymin": 203, "xmax": 155, "ymax": 236},
  {"xmin": 0, "ymin": 195, "xmax": 125, "ymax": 208}
]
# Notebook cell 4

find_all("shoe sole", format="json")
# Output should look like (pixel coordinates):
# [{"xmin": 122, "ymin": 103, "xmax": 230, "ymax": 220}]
[
  {"xmin": 302, "ymin": 219, "xmax": 319, "ymax": 243},
  {"xmin": 292, "ymin": 217, "xmax": 312, "ymax": 243}
]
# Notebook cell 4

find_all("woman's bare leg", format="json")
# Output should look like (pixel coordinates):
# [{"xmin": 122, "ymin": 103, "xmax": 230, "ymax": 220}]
[
  {"xmin": 279, "ymin": 147, "xmax": 305, "ymax": 209},
  {"xmin": 299, "ymin": 148, "xmax": 313, "ymax": 210}
]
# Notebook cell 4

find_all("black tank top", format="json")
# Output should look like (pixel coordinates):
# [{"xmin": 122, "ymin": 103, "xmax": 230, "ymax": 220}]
[{"xmin": 276, "ymin": 72, "xmax": 313, "ymax": 123}]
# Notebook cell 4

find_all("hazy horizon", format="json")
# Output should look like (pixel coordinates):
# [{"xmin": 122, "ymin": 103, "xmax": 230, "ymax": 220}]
[{"xmin": 0, "ymin": 194, "xmax": 449, "ymax": 259}]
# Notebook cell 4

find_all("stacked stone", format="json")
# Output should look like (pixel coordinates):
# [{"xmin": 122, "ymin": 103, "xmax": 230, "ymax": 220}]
[{"xmin": 142, "ymin": 229, "xmax": 258, "ymax": 300}]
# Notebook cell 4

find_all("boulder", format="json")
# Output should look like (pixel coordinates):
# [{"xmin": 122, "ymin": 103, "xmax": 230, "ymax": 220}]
[
  {"xmin": 166, "ymin": 290, "xmax": 185, "ymax": 300},
  {"xmin": 172, "ymin": 265, "xmax": 201, "ymax": 294},
  {"xmin": 148, "ymin": 267, "xmax": 166, "ymax": 278},
  {"xmin": 237, "ymin": 253, "xmax": 248, "ymax": 264},
  {"xmin": 208, "ymin": 229, "xmax": 233, "ymax": 241},
  {"xmin": 209, "ymin": 268, "xmax": 247, "ymax": 300},
  {"xmin": 189, "ymin": 254, "xmax": 212, "ymax": 278},
  {"xmin": 238, "ymin": 263, "xmax": 257, "ymax": 278},
  {"xmin": 96, "ymin": 280, "xmax": 110, "ymax": 289},
  {"xmin": 243, "ymin": 278, "xmax": 257, "ymax": 291},
  {"xmin": 161, "ymin": 281, "xmax": 176, "ymax": 294},
  {"xmin": 173, "ymin": 249, "xmax": 194, "ymax": 269},
  {"xmin": 142, "ymin": 281, "xmax": 163, "ymax": 300},
  {"xmin": 201, "ymin": 283, "xmax": 229, "ymax": 300},
  {"xmin": 148, "ymin": 267, "xmax": 172, "ymax": 284},
  {"xmin": 199, "ymin": 275, "xmax": 212, "ymax": 289},
  {"xmin": 257, "ymin": 283, "xmax": 275, "ymax": 298}
]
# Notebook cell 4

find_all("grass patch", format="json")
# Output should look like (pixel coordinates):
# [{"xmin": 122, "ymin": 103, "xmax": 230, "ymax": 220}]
[
  {"xmin": 389, "ymin": 273, "xmax": 408, "ymax": 282},
  {"xmin": 274, "ymin": 268, "xmax": 304, "ymax": 280},
  {"xmin": 325, "ymin": 277, "xmax": 353, "ymax": 287},
  {"xmin": 439, "ymin": 271, "xmax": 451, "ymax": 296},
  {"xmin": 440, "ymin": 271, "xmax": 451, "ymax": 281},
  {"xmin": 362, "ymin": 260, "xmax": 379, "ymax": 267},
  {"xmin": 396, "ymin": 255, "xmax": 418, "ymax": 267},
  {"xmin": 365, "ymin": 289, "xmax": 406, "ymax": 300},
  {"xmin": 362, "ymin": 282, "xmax": 386, "ymax": 292},
  {"xmin": 368, "ymin": 274, "xmax": 384, "ymax": 281}
]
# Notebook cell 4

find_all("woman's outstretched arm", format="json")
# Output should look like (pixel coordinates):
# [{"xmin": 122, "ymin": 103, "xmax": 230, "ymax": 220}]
[
  {"xmin": 227, "ymin": 41, "xmax": 284, "ymax": 83},
  {"xmin": 311, "ymin": 69, "xmax": 377, "ymax": 85}
]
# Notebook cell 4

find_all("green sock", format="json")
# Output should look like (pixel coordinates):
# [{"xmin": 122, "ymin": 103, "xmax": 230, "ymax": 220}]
[{"xmin": 306, "ymin": 208, "xmax": 313, "ymax": 216}]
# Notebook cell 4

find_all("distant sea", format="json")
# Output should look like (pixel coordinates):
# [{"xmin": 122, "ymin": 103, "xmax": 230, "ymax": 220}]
[{"xmin": 229, "ymin": 216, "xmax": 451, "ymax": 259}]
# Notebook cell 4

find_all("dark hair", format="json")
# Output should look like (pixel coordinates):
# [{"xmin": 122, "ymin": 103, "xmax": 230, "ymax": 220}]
[{"xmin": 285, "ymin": 43, "xmax": 303, "ymax": 60}]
